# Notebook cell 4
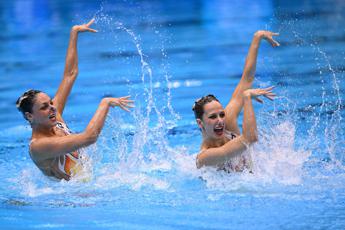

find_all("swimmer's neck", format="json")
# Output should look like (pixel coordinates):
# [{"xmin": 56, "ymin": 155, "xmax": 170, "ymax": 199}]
[
  {"xmin": 31, "ymin": 124, "xmax": 57, "ymax": 138},
  {"xmin": 201, "ymin": 136, "xmax": 227, "ymax": 149}
]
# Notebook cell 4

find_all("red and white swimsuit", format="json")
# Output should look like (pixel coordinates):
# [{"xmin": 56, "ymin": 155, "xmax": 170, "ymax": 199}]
[
  {"xmin": 55, "ymin": 122, "xmax": 81, "ymax": 176},
  {"xmin": 30, "ymin": 121, "xmax": 83, "ymax": 180}
]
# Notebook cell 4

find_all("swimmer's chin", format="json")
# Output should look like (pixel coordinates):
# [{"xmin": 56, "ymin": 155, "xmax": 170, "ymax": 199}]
[{"xmin": 48, "ymin": 118, "xmax": 58, "ymax": 126}]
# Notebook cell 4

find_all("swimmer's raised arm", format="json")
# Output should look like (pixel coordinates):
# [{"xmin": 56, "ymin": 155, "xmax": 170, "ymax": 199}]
[
  {"xmin": 53, "ymin": 19, "xmax": 97, "ymax": 115},
  {"xmin": 30, "ymin": 96, "xmax": 134, "ymax": 162},
  {"xmin": 242, "ymin": 31, "xmax": 279, "ymax": 80},
  {"xmin": 196, "ymin": 87, "xmax": 275, "ymax": 168},
  {"xmin": 225, "ymin": 31, "xmax": 279, "ymax": 134},
  {"xmin": 83, "ymin": 96, "xmax": 134, "ymax": 143}
]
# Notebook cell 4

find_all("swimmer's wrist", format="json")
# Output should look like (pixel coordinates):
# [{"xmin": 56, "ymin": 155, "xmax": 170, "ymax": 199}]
[
  {"xmin": 242, "ymin": 90, "xmax": 252, "ymax": 99},
  {"xmin": 240, "ymin": 137, "xmax": 250, "ymax": 149},
  {"xmin": 101, "ymin": 98, "xmax": 119, "ymax": 108},
  {"xmin": 101, "ymin": 98, "xmax": 111, "ymax": 107},
  {"xmin": 71, "ymin": 26, "xmax": 80, "ymax": 33},
  {"xmin": 254, "ymin": 31, "xmax": 264, "ymax": 39}
]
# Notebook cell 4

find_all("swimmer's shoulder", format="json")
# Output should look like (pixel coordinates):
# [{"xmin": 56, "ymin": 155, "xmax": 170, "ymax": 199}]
[
  {"xmin": 29, "ymin": 136, "xmax": 53, "ymax": 163},
  {"xmin": 196, "ymin": 143, "xmax": 211, "ymax": 168},
  {"xmin": 29, "ymin": 138, "xmax": 42, "ymax": 163}
]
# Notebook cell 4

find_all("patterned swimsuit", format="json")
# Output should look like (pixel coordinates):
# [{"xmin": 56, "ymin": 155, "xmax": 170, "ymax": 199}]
[
  {"xmin": 219, "ymin": 131, "xmax": 253, "ymax": 172},
  {"xmin": 30, "ymin": 122, "xmax": 83, "ymax": 180}
]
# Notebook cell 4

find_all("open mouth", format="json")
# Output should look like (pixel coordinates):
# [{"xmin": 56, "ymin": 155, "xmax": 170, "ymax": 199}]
[
  {"xmin": 214, "ymin": 126, "xmax": 224, "ymax": 136},
  {"xmin": 49, "ymin": 113, "xmax": 56, "ymax": 121}
]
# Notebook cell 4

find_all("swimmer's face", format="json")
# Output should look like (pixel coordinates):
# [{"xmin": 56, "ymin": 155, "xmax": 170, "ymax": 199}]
[
  {"xmin": 26, "ymin": 93, "xmax": 57, "ymax": 127},
  {"xmin": 197, "ymin": 100, "xmax": 225, "ymax": 139}
]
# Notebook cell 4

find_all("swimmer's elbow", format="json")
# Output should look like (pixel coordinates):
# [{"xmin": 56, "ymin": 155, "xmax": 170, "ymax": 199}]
[
  {"xmin": 82, "ymin": 130, "xmax": 99, "ymax": 146},
  {"xmin": 64, "ymin": 67, "xmax": 78, "ymax": 79},
  {"xmin": 249, "ymin": 134, "xmax": 258, "ymax": 143},
  {"xmin": 196, "ymin": 154, "xmax": 205, "ymax": 169},
  {"xmin": 242, "ymin": 135, "xmax": 257, "ymax": 147},
  {"xmin": 243, "ymin": 131, "xmax": 258, "ymax": 144}
]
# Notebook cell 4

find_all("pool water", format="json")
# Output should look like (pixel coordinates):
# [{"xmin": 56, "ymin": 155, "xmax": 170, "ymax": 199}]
[{"xmin": 1, "ymin": 0, "xmax": 345, "ymax": 229}]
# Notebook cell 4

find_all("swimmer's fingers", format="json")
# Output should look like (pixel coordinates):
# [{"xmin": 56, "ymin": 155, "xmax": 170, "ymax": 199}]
[
  {"xmin": 262, "ymin": 32, "xmax": 280, "ymax": 47},
  {"xmin": 261, "ymin": 86, "xmax": 275, "ymax": 95},
  {"xmin": 118, "ymin": 103, "xmax": 130, "ymax": 112},
  {"xmin": 119, "ymin": 100, "xmax": 135, "ymax": 111},
  {"xmin": 261, "ymin": 87, "xmax": 276, "ymax": 101},
  {"xmin": 108, "ymin": 97, "xmax": 134, "ymax": 109},
  {"xmin": 123, "ymin": 102, "xmax": 135, "ymax": 107},
  {"xmin": 257, "ymin": 31, "xmax": 280, "ymax": 47},
  {"xmin": 247, "ymin": 86, "xmax": 276, "ymax": 102},
  {"xmin": 264, "ymin": 91, "xmax": 276, "ymax": 97},
  {"xmin": 86, "ymin": 18, "xmax": 95, "ymax": 27},
  {"xmin": 266, "ymin": 37, "xmax": 280, "ymax": 47},
  {"xmin": 120, "ymin": 99, "xmax": 134, "ymax": 103},
  {"xmin": 119, "ymin": 96, "xmax": 134, "ymax": 102},
  {"xmin": 254, "ymin": 97, "xmax": 263, "ymax": 104},
  {"xmin": 86, "ymin": 28, "xmax": 98, "ymax": 33},
  {"xmin": 119, "ymin": 96, "xmax": 135, "ymax": 105},
  {"xmin": 84, "ymin": 19, "xmax": 98, "ymax": 33},
  {"xmin": 73, "ymin": 26, "xmax": 98, "ymax": 33},
  {"xmin": 254, "ymin": 94, "xmax": 275, "ymax": 103},
  {"xmin": 263, "ymin": 93, "xmax": 276, "ymax": 101},
  {"xmin": 120, "ymin": 95, "xmax": 131, "ymax": 99},
  {"xmin": 74, "ymin": 18, "xmax": 98, "ymax": 33},
  {"xmin": 271, "ymin": 39, "xmax": 280, "ymax": 47},
  {"xmin": 263, "ymin": 86, "xmax": 275, "ymax": 91},
  {"xmin": 119, "ymin": 101, "xmax": 135, "ymax": 108}
]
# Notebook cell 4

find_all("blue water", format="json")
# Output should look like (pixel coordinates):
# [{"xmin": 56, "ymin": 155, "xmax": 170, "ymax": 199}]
[{"xmin": 1, "ymin": 0, "xmax": 345, "ymax": 229}]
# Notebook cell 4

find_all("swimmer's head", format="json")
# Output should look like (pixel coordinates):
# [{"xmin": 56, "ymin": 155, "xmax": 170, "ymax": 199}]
[
  {"xmin": 192, "ymin": 94, "xmax": 220, "ymax": 120},
  {"xmin": 193, "ymin": 95, "xmax": 226, "ymax": 139},
  {"xmin": 17, "ymin": 91, "xmax": 58, "ymax": 127},
  {"xmin": 16, "ymin": 89, "xmax": 42, "ymax": 120}
]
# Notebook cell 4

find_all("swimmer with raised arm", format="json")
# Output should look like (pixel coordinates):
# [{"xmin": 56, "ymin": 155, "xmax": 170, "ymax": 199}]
[
  {"xmin": 16, "ymin": 19, "xmax": 133, "ymax": 181},
  {"xmin": 193, "ymin": 31, "xmax": 279, "ymax": 172}
]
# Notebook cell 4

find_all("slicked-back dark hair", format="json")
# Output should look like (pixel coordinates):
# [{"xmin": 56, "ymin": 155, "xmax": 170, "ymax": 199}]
[
  {"xmin": 192, "ymin": 94, "xmax": 220, "ymax": 120},
  {"xmin": 16, "ymin": 89, "xmax": 42, "ymax": 120}
]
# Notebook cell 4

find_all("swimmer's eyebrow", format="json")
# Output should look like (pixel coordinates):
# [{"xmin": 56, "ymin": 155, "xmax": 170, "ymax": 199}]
[
  {"xmin": 206, "ymin": 110, "xmax": 224, "ymax": 115},
  {"xmin": 39, "ymin": 101, "xmax": 51, "ymax": 109},
  {"xmin": 41, "ymin": 101, "xmax": 50, "ymax": 105},
  {"xmin": 42, "ymin": 99, "xmax": 53, "ymax": 104},
  {"xmin": 208, "ymin": 113, "xmax": 217, "ymax": 117}
]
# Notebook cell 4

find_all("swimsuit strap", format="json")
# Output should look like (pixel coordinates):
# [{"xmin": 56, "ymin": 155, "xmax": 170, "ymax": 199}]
[
  {"xmin": 55, "ymin": 122, "xmax": 81, "ymax": 176},
  {"xmin": 224, "ymin": 130, "xmax": 237, "ymax": 140},
  {"xmin": 56, "ymin": 121, "xmax": 73, "ymax": 135}
]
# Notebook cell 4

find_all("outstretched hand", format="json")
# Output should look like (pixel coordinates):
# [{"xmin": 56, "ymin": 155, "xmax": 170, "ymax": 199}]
[
  {"xmin": 255, "ymin": 30, "xmax": 280, "ymax": 47},
  {"xmin": 244, "ymin": 86, "xmax": 276, "ymax": 103},
  {"xmin": 72, "ymin": 18, "xmax": 98, "ymax": 33},
  {"xmin": 107, "ymin": 96, "xmax": 135, "ymax": 112}
]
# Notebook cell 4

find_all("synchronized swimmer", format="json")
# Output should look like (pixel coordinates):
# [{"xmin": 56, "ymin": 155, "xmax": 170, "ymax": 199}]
[
  {"xmin": 193, "ymin": 30, "xmax": 279, "ymax": 172},
  {"xmin": 16, "ymin": 19, "xmax": 279, "ymax": 180},
  {"xmin": 16, "ymin": 19, "xmax": 133, "ymax": 181}
]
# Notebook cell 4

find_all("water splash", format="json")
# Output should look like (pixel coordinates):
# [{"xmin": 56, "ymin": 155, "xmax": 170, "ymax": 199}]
[
  {"xmin": 88, "ymin": 12, "xmax": 181, "ymax": 191},
  {"xmin": 290, "ymin": 29, "xmax": 344, "ymax": 169},
  {"xmin": 8, "ymin": 11, "xmax": 345, "ymax": 202}
]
